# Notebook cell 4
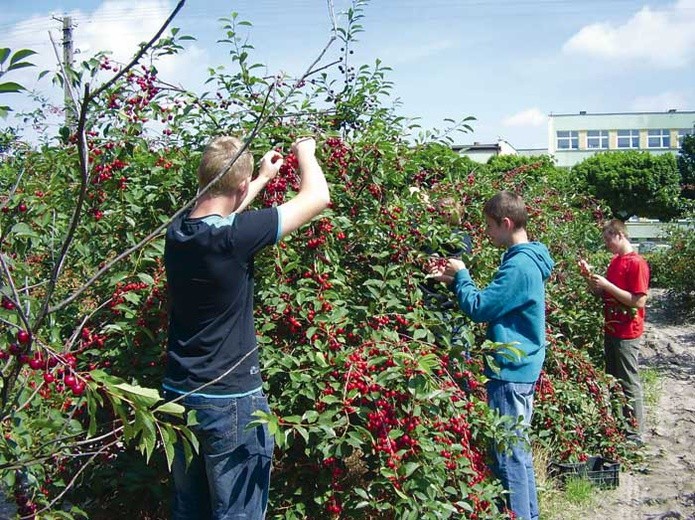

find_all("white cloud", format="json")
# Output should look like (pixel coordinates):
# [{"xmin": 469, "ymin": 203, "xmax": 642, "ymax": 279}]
[
  {"xmin": 563, "ymin": 0, "xmax": 695, "ymax": 68},
  {"xmin": 2, "ymin": 0, "xmax": 209, "ymax": 143},
  {"xmin": 502, "ymin": 107, "xmax": 546, "ymax": 127},
  {"xmin": 630, "ymin": 91, "xmax": 689, "ymax": 112},
  {"xmin": 5, "ymin": 0, "xmax": 208, "ymax": 93}
]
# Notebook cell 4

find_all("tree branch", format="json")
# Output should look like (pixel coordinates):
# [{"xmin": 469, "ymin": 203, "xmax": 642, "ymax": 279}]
[{"xmin": 48, "ymin": 12, "xmax": 339, "ymax": 314}]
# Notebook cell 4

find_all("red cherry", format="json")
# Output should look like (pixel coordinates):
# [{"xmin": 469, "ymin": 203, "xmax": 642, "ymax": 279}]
[
  {"xmin": 43, "ymin": 373, "xmax": 55, "ymax": 384},
  {"xmin": 16, "ymin": 330, "xmax": 31, "ymax": 345},
  {"xmin": 71, "ymin": 382, "xmax": 86, "ymax": 396},
  {"xmin": 18, "ymin": 203, "xmax": 27, "ymax": 213},
  {"xmin": 270, "ymin": 153, "xmax": 281, "ymax": 164},
  {"xmin": 64, "ymin": 374, "xmax": 76, "ymax": 388}
]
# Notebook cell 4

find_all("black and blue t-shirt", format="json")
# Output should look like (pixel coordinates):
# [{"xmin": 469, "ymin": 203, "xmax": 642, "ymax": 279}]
[{"xmin": 163, "ymin": 207, "xmax": 281, "ymax": 397}]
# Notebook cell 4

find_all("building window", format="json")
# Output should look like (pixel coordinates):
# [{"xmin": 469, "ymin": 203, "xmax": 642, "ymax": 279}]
[
  {"xmin": 678, "ymin": 128, "xmax": 693, "ymax": 148},
  {"xmin": 647, "ymin": 129, "xmax": 670, "ymax": 148},
  {"xmin": 557, "ymin": 130, "xmax": 578, "ymax": 150},
  {"xmin": 617, "ymin": 129, "xmax": 639, "ymax": 149},
  {"xmin": 587, "ymin": 130, "xmax": 608, "ymax": 149}
]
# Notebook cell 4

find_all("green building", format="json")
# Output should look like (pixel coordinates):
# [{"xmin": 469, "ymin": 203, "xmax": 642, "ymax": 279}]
[{"xmin": 548, "ymin": 109, "xmax": 695, "ymax": 167}]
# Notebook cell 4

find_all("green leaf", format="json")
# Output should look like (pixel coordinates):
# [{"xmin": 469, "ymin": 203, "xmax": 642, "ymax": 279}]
[
  {"xmin": 402, "ymin": 462, "xmax": 420, "ymax": 478},
  {"xmin": 7, "ymin": 62, "xmax": 35, "ymax": 72},
  {"xmin": 113, "ymin": 382, "xmax": 162, "ymax": 406},
  {"xmin": 11, "ymin": 222, "xmax": 38, "ymax": 237},
  {"xmin": 135, "ymin": 409, "xmax": 157, "ymax": 462},
  {"xmin": 137, "ymin": 272, "xmax": 155, "ymax": 285},
  {"xmin": 0, "ymin": 48, "xmax": 10, "ymax": 66},
  {"xmin": 160, "ymin": 424, "xmax": 176, "ymax": 470},
  {"xmin": 0, "ymin": 82, "xmax": 24, "ymax": 93},
  {"xmin": 9, "ymin": 49, "xmax": 37, "ymax": 67},
  {"xmin": 294, "ymin": 425, "xmax": 309, "ymax": 443},
  {"xmin": 314, "ymin": 352, "xmax": 328, "ymax": 368},
  {"xmin": 154, "ymin": 401, "xmax": 186, "ymax": 416},
  {"xmin": 302, "ymin": 410, "xmax": 319, "ymax": 423}
]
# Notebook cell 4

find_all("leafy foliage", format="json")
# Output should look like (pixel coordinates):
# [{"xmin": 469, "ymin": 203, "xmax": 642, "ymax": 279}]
[
  {"xmin": 0, "ymin": 5, "xmax": 642, "ymax": 519},
  {"xmin": 0, "ymin": 47, "xmax": 37, "ymax": 118},
  {"xmin": 677, "ymin": 134, "xmax": 695, "ymax": 200},
  {"xmin": 571, "ymin": 151, "xmax": 683, "ymax": 221},
  {"xmin": 647, "ymin": 212, "xmax": 695, "ymax": 308}
]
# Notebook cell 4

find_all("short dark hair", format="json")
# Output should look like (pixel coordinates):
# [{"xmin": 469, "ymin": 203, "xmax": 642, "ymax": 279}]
[{"xmin": 483, "ymin": 190, "xmax": 527, "ymax": 229}]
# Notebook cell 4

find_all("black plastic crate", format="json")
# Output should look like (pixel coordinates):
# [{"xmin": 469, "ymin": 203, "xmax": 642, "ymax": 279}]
[
  {"xmin": 548, "ymin": 461, "xmax": 587, "ymax": 486},
  {"xmin": 549, "ymin": 456, "xmax": 620, "ymax": 489},
  {"xmin": 585, "ymin": 456, "xmax": 620, "ymax": 489}
]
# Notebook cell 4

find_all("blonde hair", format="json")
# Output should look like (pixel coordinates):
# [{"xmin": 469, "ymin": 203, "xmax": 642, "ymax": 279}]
[
  {"xmin": 197, "ymin": 136, "xmax": 254, "ymax": 196},
  {"xmin": 435, "ymin": 196, "xmax": 464, "ymax": 226},
  {"xmin": 602, "ymin": 219, "xmax": 628, "ymax": 238}
]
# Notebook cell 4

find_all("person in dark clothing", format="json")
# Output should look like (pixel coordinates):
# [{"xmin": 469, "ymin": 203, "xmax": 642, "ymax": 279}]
[{"xmin": 163, "ymin": 136, "xmax": 330, "ymax": 519}]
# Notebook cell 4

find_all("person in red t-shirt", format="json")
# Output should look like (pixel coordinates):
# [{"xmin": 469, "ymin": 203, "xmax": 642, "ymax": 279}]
[{"xmin": 582, "ymin": 219, "xmax": 650, "ymax": 442}]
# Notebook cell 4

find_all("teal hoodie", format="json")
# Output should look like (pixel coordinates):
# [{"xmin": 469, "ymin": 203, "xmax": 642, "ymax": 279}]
[{"xmin": 449, "ymin": 242, "xmax": 554, "ymax": 383}]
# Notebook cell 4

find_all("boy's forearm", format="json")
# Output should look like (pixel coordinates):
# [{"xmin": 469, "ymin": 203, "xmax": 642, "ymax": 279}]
[
  {"xmin": 602, "ymin": 281, "xmax": 647, "ymax": 308},
  {"xmin": 236, "ymin": 176, "xmax": 270, "ymax": 213},
  {"xmin": 297, "ymin": 154, "xmax": 329, "ymax": 201}
]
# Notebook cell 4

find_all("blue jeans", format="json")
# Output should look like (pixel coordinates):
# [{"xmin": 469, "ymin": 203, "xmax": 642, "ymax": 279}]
[
  {"xmin": 165, "ymin": 389, "xmax": 274, "ymax": 520},
  {"xmin": 487, "ymin": 380, "xmax": 539, "ymax": 520}
]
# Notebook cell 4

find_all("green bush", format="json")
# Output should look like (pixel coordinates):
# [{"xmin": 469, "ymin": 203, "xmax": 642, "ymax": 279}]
[
  {"xmin": 647, "ymin": 215, "xmax": 695, "ymax": 305},
  {"xmin": 0, "ymin": 6, "xmax": 642, "ymax": 518},
  {"xmin": 571, "ymin": 151, "xmax": 683, "ymax": 221}
]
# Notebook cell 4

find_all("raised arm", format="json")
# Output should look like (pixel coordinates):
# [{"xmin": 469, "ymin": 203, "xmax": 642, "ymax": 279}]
[
  {"xmin": 277, "ymin": 137, "xmax": 330, "ymax": 238},
  {"xmin": 235, "ymin": 150, "xmax": 283, "ymax": 213}
]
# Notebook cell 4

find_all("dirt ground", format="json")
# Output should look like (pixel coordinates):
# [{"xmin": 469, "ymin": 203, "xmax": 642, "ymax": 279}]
[{"xmin": 581, "ymin": 288, "xmax": 695, "ymax": 520}]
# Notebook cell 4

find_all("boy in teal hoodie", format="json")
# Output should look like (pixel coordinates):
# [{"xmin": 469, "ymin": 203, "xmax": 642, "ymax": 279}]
[{"xmin": 428, "ymin": 190, "xmax": 554, "ymax": 520}]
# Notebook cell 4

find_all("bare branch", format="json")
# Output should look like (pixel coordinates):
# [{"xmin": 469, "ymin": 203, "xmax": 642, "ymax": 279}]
[
  {"xmin": 23, "ymin": 439, "xmax": 120, "ymax": 520},
  {"xmin": 89, "ymin": 0, "xmax": 187, "ymax": 102},
  {"xmin": 32, "ymin": 82, "xmax": 92, "ymax": 331},
  {"xmin": 327, "ymin": 0, "xmax": 339, "ymax": 34},
  {"xmin": 48, "ymin": 30, "xmax": 79, "ymax": 122},
  {"xmin": 34, "ymin": 0, "xmax": 189, "ymax": 329},
  {"xmin": 48, "ymin": 18, "xmax": 338, "ymax": 314}
]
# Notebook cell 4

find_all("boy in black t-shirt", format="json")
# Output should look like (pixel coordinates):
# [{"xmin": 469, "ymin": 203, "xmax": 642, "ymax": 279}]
[{"xmin": 163, "ymin": 136, "xmax": 330, "ymax": 519}]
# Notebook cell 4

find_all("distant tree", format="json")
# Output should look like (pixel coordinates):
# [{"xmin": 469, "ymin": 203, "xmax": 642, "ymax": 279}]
[
  {"xmin": 677, "ymin": 133, "xmax": 695, "ymax": 200},
  {"xmin": 571, "ymin": 151, "xmax": 682, "ymax": 221}
]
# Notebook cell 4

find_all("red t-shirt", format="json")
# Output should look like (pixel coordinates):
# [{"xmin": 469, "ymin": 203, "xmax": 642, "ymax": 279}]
[{"xmin": 603, "ymin": 252, "xmax": 650, "ymax": 339}]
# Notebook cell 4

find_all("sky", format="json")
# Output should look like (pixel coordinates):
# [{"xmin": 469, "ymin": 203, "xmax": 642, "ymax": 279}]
[{"xmin": 1, "ymin": 0, "xmax": 694, "ymax": 149}]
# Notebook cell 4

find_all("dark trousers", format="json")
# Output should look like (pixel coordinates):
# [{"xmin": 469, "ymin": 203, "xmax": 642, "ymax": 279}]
[{"xmin": 604, "ymin": 335, "xmax": 644, "ymax": 437}]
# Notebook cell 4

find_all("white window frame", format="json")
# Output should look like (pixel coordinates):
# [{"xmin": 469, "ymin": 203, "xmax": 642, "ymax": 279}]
[
  {"xmin": 647, "ymin": 129, "xmax": 670, "ymax": 149},
  {"xmin": 556, "ymin": 130, "xmax": 578, "ymax": 150},
  {"xmin": 587, "ymin": 130, "xmax": 609, "ymax": 149},
  {"xmin": 617, "ymin": 129, "xmax": 639, "ymax": 149}
]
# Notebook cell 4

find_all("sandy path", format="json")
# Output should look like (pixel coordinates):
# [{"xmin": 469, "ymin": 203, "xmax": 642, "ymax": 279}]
[{"xmin": 582, "ymin": 289, "xmax": 695, "ymax": 520}]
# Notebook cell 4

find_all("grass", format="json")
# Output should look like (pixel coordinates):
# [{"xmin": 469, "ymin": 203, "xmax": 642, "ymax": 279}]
[
  {"xmin": 641, "ymin": 366, "xmax": 662, "ymax": 411},
  {"xmin": 538, "ymin": 368, "xmax": 664, "ymax": 519},
  {"xmin": 536, "ymin": 446, "xmax": 600, "ymax": 520}
]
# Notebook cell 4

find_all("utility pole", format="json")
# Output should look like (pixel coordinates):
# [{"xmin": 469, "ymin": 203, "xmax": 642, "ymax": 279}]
[{"xmin": 59, "ymin": 16, "xmax": 75, "ymax": 128}]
